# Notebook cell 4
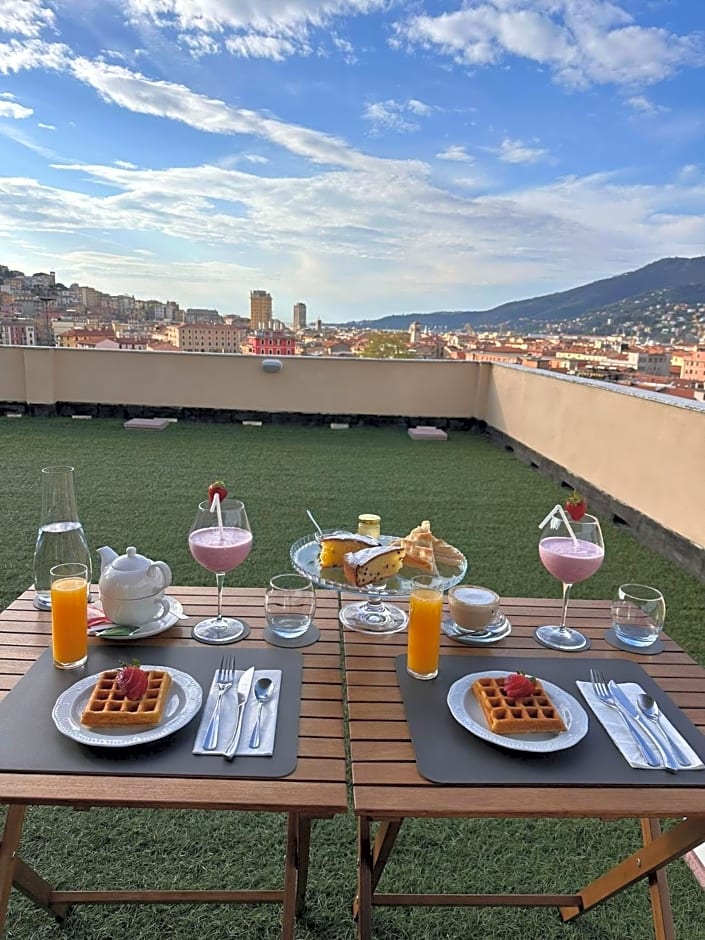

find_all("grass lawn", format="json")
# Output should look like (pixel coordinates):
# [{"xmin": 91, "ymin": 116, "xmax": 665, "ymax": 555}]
[{"xmin": 1, "ymin": 417, "xmax": 704, "ymax": 939}]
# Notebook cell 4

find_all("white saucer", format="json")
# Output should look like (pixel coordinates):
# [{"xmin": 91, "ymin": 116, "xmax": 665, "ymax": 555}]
[
  {"xmin": 93, "ymin": 596, "xmax": 185, "ymax": 640},
  {"xmin": 442, "ymin": 611, "xmax": 511, "ymax": 645}
]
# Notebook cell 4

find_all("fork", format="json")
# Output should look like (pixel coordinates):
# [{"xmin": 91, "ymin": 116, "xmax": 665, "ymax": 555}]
[
  {"xmin": 203, "ymin": 656, "xmax": 235, "ymax": 750},
  {"xmin": 590, "ymin": 668, "xmax": 660, "ymax": 768}
]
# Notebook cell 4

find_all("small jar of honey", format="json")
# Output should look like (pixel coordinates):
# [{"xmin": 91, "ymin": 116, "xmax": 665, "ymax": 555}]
[{"xmin": 358, "ymin": 513, "xmax": 381, "ymax": 539}]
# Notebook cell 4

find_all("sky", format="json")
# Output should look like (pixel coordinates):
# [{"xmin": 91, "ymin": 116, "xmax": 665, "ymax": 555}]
[{"xmin": 1, "ymin": 1, "xmax": 705, "ymax": 324}]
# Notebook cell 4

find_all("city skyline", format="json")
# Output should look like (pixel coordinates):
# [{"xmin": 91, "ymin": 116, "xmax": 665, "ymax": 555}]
[{"xmin": 1, "ymin": 2, "xmax": 705, "ymax": 322}]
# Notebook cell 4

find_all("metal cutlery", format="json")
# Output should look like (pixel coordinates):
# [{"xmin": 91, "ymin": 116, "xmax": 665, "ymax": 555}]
[
  {"xmin": 249, "ymin": 676, "xmax": 274, "ymax": 749},
  {"xmin": 637, "ymin": 693, "xmax": 692, "ymax": 767},
  {"xmin": 589, "ymin": 669, "xmax": 661, "ymax": 769},
  {"xmin": 203, "ymin": 656, "xmax": 235, "ymax": 751},
  {"xmin": 224, "ymin": 666, "xmax": 255, "ymax": 761},
  {"xmin": 607, "ymin": 680, "xmax": 677, "ymax": 773}
]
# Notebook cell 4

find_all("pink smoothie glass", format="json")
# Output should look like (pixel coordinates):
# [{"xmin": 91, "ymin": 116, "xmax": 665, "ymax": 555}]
[
  {"xmin": 188, "ymin": 497, "xmax": 252, "ymax": 644},
  {"xmin": 535, "ymin": 512, "xmax": 604, "ymax": 652}
]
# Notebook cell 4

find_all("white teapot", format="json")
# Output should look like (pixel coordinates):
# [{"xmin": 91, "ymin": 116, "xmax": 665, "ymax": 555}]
[{"xmin": 98, "ymin": 546, "xmax": 172, "ymax": 626}]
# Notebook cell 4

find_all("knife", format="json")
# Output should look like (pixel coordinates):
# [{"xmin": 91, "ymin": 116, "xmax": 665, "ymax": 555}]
[
  {"xmin": 608, "ymin": 681, "xmax": 677, "ymax": 773},
  {"xmin": 224, "ymin": 666, "xmax": 255, "ymax": 761}
]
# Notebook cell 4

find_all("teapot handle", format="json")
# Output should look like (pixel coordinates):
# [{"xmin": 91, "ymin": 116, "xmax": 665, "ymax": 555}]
[{"xmin": 149, "ymin": 561, "xmax": 172, "ymax": 591}]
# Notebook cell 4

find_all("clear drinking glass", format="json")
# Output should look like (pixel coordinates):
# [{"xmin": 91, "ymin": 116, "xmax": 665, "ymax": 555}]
[
  {"xmin": 406, "ymin": 575, "xmax": 443, "ymax": 680},
  {"xmin": 612, "ymin": 584, "xmax": 665, "ymax": 648},
  {"xmin": 265, "ymin": 573, "xmax": 315, "ymax": 640},
  {"xmin": 188, "ymin": 498, "xmax": 252, "ymax": 644},
  {"xmin": 535, "ymin": 513, "xmax": 605, "ymax": 652},
  {"xmin": 33, "ymin": 466, "xmax": 91, "ymax": 610},
  {"xmin": 50, "ymin": 562, "xmax": 89, "ymax": 669}
]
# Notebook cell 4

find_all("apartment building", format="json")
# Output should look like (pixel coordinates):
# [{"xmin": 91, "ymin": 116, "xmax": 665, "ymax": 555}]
[
  {"xmin": 293, "ymin": 302, "xmax": 307, "ymax": 331},
  {"xmin": 0, "ymin": 319, "xmax": 36, "ymax": 346},
  {"xmin": 681, "ymin": 348, "xmax": 705, "ymax": 384},
  {"xmin": 240, "ymin": 329, "xmax": 296, "ymax": 356},
  {"xmin": 250, "ymin": 290, "xmax": 272, "ymax": 329},
  {"xmin": 165, "ymin": 322, "xmax": 245, "ymax": 352}
]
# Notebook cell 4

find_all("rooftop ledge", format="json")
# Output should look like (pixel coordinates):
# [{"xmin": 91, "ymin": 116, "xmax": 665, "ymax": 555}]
[{"xmin": 1, "ymin": 345, "xmax": 703, "ymax": 582}]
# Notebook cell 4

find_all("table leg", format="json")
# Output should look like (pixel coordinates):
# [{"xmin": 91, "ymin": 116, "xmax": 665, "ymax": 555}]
[
  {"xmin": 283, "ymin": 813, "xmax": 314, "ymax": 940},
  {"xmin": 354, "ymin": 817, "xmax": 403, "ymax": 938},
  {"xmin": 641, "ymin": 819, "xmax": 675, "ymax": 940},
  {"xmin": 356, "ymin": 815, "xmax": 373, "ymax": 940},
  {"xmin": 0, "ymin": 806, "xmax": 25, "ymax": 932},
  {"xmin": 294, "ymin": 815, "xmax": 312, "ymax": 918},
  {"xmin": 560, "ymin": 815, "xmax": 705, "ymax": 937}
]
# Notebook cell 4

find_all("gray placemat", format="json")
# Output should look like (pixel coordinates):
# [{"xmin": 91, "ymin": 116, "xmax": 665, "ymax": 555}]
[
  {"xmin": 0, "ymin": 646, "xmax": 302, "ymax": 779},
  {"xmin": 396, "ymin": 654, "xmax": 705, "ymax": 787}
]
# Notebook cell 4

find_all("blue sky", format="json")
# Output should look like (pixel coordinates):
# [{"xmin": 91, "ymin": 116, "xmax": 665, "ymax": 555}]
[{"xmin": 1, "ymin": 1, "xmax": 704, "ymax": 323}]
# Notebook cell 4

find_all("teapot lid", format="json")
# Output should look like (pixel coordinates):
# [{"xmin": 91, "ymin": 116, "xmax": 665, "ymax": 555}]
[{"xmin": 112, "ymin": 547, "xmax": 152, "ymax": 570}]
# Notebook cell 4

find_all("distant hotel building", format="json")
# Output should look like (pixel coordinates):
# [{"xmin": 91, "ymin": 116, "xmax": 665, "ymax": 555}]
[
  {"xmin": 293, "ymin": 302, "xmax": 307, "ymax": 331},
  {"xmin": 250, "ymin": 290, "xmax": 273, "ymax": 329},
  {"xmin": 0, "ymin": 320, "xmax": 36, "ymax": 346}
]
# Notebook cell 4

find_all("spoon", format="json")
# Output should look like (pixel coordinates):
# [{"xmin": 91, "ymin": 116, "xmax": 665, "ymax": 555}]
[
  {"xmin": 306, "ymin": 509, "xmax": 323, "ymax": 537},
  {"xmin": 249, "ymin": 677, "xmax": 274, "ymax": 749},
  {"xmin": 637, "ymin": 694, "xmax": 692, "ymax": 767}
]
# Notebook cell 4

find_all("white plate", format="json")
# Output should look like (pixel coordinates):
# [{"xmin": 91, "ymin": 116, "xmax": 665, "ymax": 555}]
[
  {"xmin": 447, "ymin": 671, "xmax": 589, "ymax": 754},
  {"xmin": 52, "ymin": 665, "xmax": 203, "ymax": 748},
  {"xmin": 93, "ymin": 596, "xmax": 185, "ymax": 640}
]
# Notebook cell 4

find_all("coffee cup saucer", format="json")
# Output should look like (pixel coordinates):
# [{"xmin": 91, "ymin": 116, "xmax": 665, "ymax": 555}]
[{"xmin": 441, "ymin": 610, "xmax": 511, "ymax": 645}]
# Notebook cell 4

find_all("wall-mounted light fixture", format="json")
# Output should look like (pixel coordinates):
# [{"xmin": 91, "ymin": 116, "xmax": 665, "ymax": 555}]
[{"xmin": 261, "ymin": 358, "xmax": 282, "ymax": 373}]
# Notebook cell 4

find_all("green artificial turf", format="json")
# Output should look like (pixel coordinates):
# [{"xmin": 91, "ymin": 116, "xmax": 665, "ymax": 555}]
[{"xmin": 1, "ymin": 417, "xmax": 704, "ymax": 940}]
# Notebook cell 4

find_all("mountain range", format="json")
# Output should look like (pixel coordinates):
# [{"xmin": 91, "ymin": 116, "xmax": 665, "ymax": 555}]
[{"xmin": 347, "ymin": 256, "xmax": 705, "ymax": 334}]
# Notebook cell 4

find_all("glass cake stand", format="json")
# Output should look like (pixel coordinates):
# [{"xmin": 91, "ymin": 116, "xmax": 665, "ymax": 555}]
[{"xmin": 289, "ymin": 533, "xmax": 468, "ymax": 635}]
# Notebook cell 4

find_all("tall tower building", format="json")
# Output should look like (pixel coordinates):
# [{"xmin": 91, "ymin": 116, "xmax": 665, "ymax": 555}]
[
  {"xmin": 293, "ymin": 302, "xmax": 307, "ymax": 331},
  {"xmin": 250, "ymin": 290, "xmax": 273, "ymax": 329}
]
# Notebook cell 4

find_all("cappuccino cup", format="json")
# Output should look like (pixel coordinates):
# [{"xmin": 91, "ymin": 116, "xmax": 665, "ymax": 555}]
[{"xmin": 448, "ymin": 585, "xmax": 500, "ymax": 633}]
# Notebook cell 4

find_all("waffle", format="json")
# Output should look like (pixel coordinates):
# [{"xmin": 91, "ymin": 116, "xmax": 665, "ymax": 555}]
[
  {"xmin": 392, "ymin": 520, "xmax": 464, "ymax": 572},
  {"xmin": 471, "ymin": 676, "xmax": 566, "ymax": 735},
  {"xmin": 81, "ymin": 669, "xmax": 173, "ymax": 727}
]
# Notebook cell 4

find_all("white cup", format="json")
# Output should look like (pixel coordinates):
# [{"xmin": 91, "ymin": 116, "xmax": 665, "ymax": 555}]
[
  {"xmin": 265, "ymin": 574, "xmax": 315, "ymax": 640},
  {"xmin": 448, "ymin": 585, "xmax": 500, "ymax": 634}
]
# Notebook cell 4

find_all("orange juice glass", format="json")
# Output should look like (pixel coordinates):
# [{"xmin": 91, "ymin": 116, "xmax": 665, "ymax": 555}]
[
  {"xmin": 407, "ymin": 576, "xmax": 443, "ymax": 680},
  {"xmin": 50, "ymin": 563, "xmax": 88, "ymax": 669}
]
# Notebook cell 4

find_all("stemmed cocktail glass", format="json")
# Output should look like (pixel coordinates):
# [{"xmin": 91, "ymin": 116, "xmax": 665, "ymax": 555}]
[
  {"xmin": 188, "ymin": 498, "xmax": 252, "ymax": 644},
  {"xmin": 535, "ymin": 511, "xmax": 604, "ymax": 652}
]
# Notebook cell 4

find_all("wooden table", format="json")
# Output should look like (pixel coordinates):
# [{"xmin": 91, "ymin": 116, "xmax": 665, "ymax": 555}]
[
  {"xmin": 344, "ymin": 595, "xmax": 705, "ymax": 940},
  {"xmin": 0, "ymin": 586, "xmax": 348, "ymax": 939}
]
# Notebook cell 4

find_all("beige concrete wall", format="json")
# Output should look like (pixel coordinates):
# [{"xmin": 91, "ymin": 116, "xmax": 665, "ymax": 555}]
[
  {"xmin": 485, "ymin": 364, "xmax": 705, "ymax": 548},
  {"xmin": 1, "ymin": 347, "xmax": 703, "ymax": 547},
  {"xmin": 0, "ymin": 346, "xmax": 482, "ymax": 417}
]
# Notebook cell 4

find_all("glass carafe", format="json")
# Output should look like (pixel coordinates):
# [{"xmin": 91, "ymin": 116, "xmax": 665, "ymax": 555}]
[{"xmin": 33, "ymin": 466, "xmax": 92, "ymax": 610}]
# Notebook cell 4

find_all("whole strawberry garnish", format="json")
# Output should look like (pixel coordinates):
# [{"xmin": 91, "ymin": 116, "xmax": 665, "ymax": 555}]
[
  {"xmin": 564, "ymin": 490, "xmax": 587, "ymax": 521},
  {"xmin": 208, "ymin": 481, "xmax": 228, "ymax": 504},
  {"xmin": 504, "ymin": 672, "xmax": 536, "ymax": 702},
  {"xmin": 117, "ymin": 661, "xmax": 149, "ymax": 700}
]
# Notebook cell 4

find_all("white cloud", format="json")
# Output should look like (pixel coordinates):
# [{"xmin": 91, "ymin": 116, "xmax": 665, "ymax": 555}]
[
  {"xmin": 331, "ymin": 34, "xmax": 356, "ymax": 64},
  {"xmin": 0, "ymin": 99, "xmax": 32, "ymax": 118},
  {"xmin": 37, "ymin": 121, "xmax": 55, "ymax": 129},
  {"xmin": 394, "ymin": 1, "xmax": 705, "ymax": 89},
  {"xmin": 625, "ymin": 95, "xmax": 668, "ymax": 115},
  {"xmin": 225, "ymin": 33, "xmax": 302, "ymax": 61},
  {"xmin": 363, "ymin": 98, "xmax": 433, "ymax": 133},
  {"xmin": 493, "ymin": 137, "xmax": 551, "ymax": 165},
  {"xmin": 0, "ymin": 0, "xmax": 55, "ymax": 37},
  {"xmin": 179, "ymin": 33, "xmax": 220, "ymax": 57},
  {"xmin": 437, "ymin": 145, "xmax": 473, "ymax": 162}
]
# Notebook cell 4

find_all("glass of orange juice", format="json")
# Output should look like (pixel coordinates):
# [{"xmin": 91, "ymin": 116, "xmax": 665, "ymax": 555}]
[
  {"xmin": 50, "ymin": 562, "xmax": 89, "ymax": 669},
  {"xmin": 407, "ymin": 575, "xmax": 443, "ymax": 680}
]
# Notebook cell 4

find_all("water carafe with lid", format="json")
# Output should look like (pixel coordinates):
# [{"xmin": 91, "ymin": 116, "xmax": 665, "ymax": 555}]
[{"xmin": 33, "ymin": 465, "xmax": 92, "ymax": 610}]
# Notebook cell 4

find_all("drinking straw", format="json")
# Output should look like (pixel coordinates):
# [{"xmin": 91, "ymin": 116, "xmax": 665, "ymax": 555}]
[
  {"xmin": 210, "ymin": 492, "xmax": 225, "ymax": 539},
  {"xmin": 538, "ymin": 504, "xmax": 578, "ymax": 545}
]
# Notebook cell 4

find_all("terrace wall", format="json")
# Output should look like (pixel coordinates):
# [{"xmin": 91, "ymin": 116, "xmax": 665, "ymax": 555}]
[{"xmin": 1, "ymin": 347, "xmax": 703, "ymax": 570}]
